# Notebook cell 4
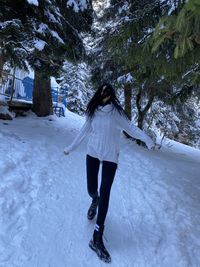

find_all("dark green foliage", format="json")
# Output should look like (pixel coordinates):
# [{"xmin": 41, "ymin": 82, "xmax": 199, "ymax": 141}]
[
  {"xmin": 107, "ymin": 0, "xmax": 199, "ymax": 99},
  {"xmin": 0, "ymin": 0, "xmax": 33, "ymax": 70},
  {"xmin": 0, "ymin": 0, "xmax": 94, "ymax": 74},
  {"xmin": 148, "ymin": 0, "xmax": 200, "ymax": 85}
]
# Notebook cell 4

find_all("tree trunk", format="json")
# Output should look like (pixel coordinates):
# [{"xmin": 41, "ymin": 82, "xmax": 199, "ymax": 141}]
[
  {"xmin": 123, "ymin": 84, "xmax": 132, "ymax": 138},
  {"xmin": 137, "ymin": 110, "xmax": 145, "ymax": 129},
  {"xmin": 32, "ymin": 69, "xmax": 53, "ymax": 116},
  {"xmin": 124, "ymin": 83, "xmax": 132, "ymax": 120},
  {"xmin": 136, "ymin": 86, "xmax": 155, "ymax": 129},
  {"xmin": 136, "ymin": 86, "xmax": 155, "ymax": 146},
  {"xmin": 0, "ymin": 53, "xmax": 5, "ymax": 80}
]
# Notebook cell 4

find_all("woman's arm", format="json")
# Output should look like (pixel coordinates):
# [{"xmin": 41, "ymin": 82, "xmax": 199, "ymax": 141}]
[
  {"xmin": 116, "ymin": 112, "xmax": 154, "ymax": 149},
  {"xmin": 64, "ymin": 118, "xmax": 92, "ymax": 154}
]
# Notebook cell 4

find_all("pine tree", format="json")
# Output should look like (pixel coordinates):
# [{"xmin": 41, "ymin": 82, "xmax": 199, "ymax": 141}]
[
  {"xmin": 0, "ymin": 0, "xmax": 33, "ymax": 76},
  {"xmin": 28, "ymin": 0, "xmax": 93, "ymax": 116},
  {"xmin": 104, "ymin": 0, "xmax": 199, "ymax": 132},
  {"xmin": 149, "ymin": 0, "xmax": 200, "ymax": 85},
  {"xmin": 0, "ymin": 0, "xmax": 93, "ymax": 116},
  {"xmin": 60, "ymin": 61, "xmax": 93, "ymax": 114},
  {"xmin": 104, "ymin": 1, "xmax": 170, "ymax": 129}
]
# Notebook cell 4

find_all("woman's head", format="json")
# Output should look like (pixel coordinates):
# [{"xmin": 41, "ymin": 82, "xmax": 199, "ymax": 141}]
[
  {"xmin": 86, "ymin": 83, "xmax": 128, "ymax": 119},
  {"xmin": 99, "ymin": 83, "xmax": 115, "ymax": 105}
]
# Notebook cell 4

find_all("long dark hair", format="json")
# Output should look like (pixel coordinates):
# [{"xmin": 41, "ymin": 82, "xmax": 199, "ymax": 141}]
[{"xmin": 86, "ymin": 83, "xmax": 128, "ymax": 119}]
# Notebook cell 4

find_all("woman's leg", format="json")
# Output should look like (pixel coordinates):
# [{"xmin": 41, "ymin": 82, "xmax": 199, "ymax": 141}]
[
  {"xmin": 86, "ymin": 155, "xmax": 100, "ymax": 220},
  {"xmin": 96, "ymin": 160, "xmax": 117, "ymax": 227},
  {"xmin": 86, "ymin": 154, "xmax": 100, "ymax": 199},
  {"xmin": 89, "ymin": 160, "xmax": 117, "ymax": 263}
]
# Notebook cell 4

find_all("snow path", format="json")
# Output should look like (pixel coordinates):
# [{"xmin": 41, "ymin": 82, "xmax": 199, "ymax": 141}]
[{"xmin": 0, "ymin": 112, "xmax": 200, "ymax": 267}]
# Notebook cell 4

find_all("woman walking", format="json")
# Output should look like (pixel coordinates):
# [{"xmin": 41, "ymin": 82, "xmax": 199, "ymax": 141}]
[{"xmin": 64, "ymin": 83, "xmax": 154, "ymax": 263}]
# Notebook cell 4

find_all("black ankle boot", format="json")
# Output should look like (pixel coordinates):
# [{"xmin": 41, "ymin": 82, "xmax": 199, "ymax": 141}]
[
  {"xmin": 87, "ymin": 196, "xmax": 99, "ymax": 220},
  {"xmin": 89, "ymin": 225, "xmax": 111, "ymax": 263}
]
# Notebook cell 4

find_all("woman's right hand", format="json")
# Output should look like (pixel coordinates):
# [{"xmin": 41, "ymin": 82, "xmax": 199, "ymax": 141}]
[{"xmin": 64, "ymin": 148, "xmax": 70, "ymax": 155}]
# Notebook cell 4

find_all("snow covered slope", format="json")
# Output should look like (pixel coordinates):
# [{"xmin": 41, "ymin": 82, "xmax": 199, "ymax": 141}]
[{"xmin": 0, "ymin": 111, "xmax": 199, "ymax": 267}]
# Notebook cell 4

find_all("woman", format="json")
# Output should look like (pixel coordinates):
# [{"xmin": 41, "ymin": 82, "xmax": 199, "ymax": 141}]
[{"xmin": 64, "ymin": 83, "xmax": 154, "ymax": 263}]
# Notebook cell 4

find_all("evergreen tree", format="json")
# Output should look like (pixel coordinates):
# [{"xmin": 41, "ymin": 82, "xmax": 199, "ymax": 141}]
[
  {"xmin": 149, "ymin": 0, "xmax": 200, "ymax": 85},
  {"xmin": 105, "ymin": 0, "xmax": 199, "ymax": 130},
  {"xmin": 28, "ymin": 0, "xmax": 93, "ymax": 116},
  {"xmin": 0, "ymin": 0, "xmax": 93, "ymax": 116},
  {"xmin": 90, "ymin": 1, "xmax": 200, "ymax": 147},
  {"xmin": 60, "ymin": 61, "xmax": 93, "ymax": 114},
  {"xmin": 0, "ymin": 0, "xmax": 34, "ymax": 76},
  {"xmin": 104, "ymin": 1, "xmax": 170, "ymax": 128}
]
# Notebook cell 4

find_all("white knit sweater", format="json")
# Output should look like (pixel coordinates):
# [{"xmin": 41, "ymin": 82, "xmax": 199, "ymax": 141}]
[{"xmin": 65, "ymin": 104, "xmax": 154, "ymax": 163}]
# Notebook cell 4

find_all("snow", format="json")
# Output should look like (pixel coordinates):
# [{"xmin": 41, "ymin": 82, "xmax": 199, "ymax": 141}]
[
  {"xmin": 93, "ymin": 0, "xmax": 110, "ymax": 15},
  {"xmin": 78, "ymin": 0, "xmax": 88, "ymax": 11},
  {"xmin": 67, "ymin": 0, "xmax": 79, "ymax": 12},
  {"xmin": 118, "ymin": 2, "xmax": 129, "ymax": 14},
  {"xmin": 36, "ymin": 23, "xmax": 48, "ymax": 34},
  {"xmin": 44, "ymin": 10, "xmax": 60, "ymax": 24},
  {"xmin": 50, "ymin": 30, "xmax": 64, "ymax": 44},
  {"xmin": 0, "ymin": 20, "xmax": 21, "ymax": 29},
  {"xmin": 35, "ymin": 25, "xmax": 64, "ymax": 45},
  {"xmin": 0, "ymin": 111, "xmax": 200, "ymax": 267},
  {"xmin": 9, "ymin": 99, "xmax": 32, "ymax": 104},
  {"xmin": 26, "ymin": 0, "xmax": 38, "ymax": 6},
  {"xmin": 34, "ymin": 40, "xmax": 47, "ymax": 51},
  {"xmin": 67, "ymin": 0, "xmax": 89, "ymax": 12},
  {"xmin": 117, "ymin": 73, "xmax": 134, "ymax": 84},
  {"xmin": 0, "ymin": 94, "xmax": 6, "ymax": 102},
  {"xmin": 51, "ymin": 77, "xmax": 60, "ymax": 88},
  {"xmin": 0, "ymin": 106, "xmax": 15, "ymax": 117}
]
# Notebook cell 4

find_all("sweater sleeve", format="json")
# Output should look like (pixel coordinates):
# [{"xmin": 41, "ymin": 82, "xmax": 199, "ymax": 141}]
[
  {"xmin": 116, "ymin": 113, "xmax": 154, "ymax": 149},
  {"xmin": 64, "ymin": 118, "xmax": 92, "ymax": 153}
]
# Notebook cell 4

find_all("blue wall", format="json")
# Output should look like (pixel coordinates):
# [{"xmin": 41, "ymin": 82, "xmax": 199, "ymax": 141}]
[{"xmin": 21, "ymin": 77, "xmax": 66, "ymax": 106}]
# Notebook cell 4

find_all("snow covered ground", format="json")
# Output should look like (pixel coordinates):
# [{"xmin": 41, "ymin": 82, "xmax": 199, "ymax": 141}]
[{"xmin": 0, "ymin": 111, "xmax": 200, "ymax": 267}]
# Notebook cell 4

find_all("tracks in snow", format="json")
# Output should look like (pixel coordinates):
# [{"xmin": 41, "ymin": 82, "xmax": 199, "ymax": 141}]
[{"xmin": 0, "ymin": 117, "xmax": 199, "ymax": 267}]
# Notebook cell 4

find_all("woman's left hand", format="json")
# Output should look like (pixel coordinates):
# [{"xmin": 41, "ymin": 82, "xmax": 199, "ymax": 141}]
[{"xmin": 147, "ymin": 143, "xmax": 156, "ymax": 150}]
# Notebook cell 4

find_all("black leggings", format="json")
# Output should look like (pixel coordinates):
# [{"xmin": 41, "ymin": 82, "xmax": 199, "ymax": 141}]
[{"xmin": 86, "ymin": 154, "xmax": 117, "ymax": 226}]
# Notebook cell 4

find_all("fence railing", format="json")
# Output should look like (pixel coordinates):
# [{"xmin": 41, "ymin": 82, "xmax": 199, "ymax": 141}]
[{"xmin": 0, "ymin": 69, "xmax": 33, "ymax": 102}]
